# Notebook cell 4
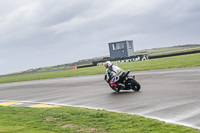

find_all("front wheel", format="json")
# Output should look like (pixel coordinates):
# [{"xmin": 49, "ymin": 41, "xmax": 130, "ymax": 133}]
[{"xmin": 127, "ymin": 79, "xmax": 141, "ymax": 91}]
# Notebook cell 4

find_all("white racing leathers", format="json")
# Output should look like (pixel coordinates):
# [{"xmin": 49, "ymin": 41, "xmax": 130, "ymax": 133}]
[{"xmin": 105, "ymin": 64, "xmax": 124, "ymax": 86}]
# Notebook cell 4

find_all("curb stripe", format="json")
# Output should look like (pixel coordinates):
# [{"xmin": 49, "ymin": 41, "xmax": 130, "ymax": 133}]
[
  {"xmin": 0, "ymin": 102, "xmax": 19, "ymax": 106},
  {"xmin": 29, "ymin": 104, "xmax": 61, "ymax": 108}
]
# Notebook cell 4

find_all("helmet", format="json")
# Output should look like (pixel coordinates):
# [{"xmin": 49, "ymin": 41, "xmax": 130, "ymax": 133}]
[{"xmin": 104, "ymin": 61, "xmax": 112, "ymax": 68}]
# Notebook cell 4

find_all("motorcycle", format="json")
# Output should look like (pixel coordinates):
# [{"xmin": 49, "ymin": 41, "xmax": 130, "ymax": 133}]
[{"xmin": 105, "ymin": 70, "xmax": 141, "ymax": 92}]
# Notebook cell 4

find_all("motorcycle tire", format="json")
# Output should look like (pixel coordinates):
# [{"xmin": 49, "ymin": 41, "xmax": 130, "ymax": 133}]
[{"xmin": 127, "ymin": 79, "xmax": 141, "ymax": 91}]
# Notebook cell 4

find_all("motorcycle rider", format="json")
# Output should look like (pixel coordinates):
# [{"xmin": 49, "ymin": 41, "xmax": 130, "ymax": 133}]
[{"xmin": 104, "ymin": 61, "xmax": 125, "ymax": 91}]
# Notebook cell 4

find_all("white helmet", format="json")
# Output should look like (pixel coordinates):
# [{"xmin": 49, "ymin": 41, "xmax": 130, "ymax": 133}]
[{"xmin": 104, "ymin": 61, "xmax": 112, "ymax": 68}]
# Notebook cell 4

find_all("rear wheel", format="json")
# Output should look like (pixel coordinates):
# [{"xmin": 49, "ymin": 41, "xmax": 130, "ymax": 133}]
[{"xmin": 127, "ymin": 79, "xmax": 141, "ymax": 91}]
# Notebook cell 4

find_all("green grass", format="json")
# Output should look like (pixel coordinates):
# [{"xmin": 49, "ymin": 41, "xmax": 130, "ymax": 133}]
[
  {"xmin": 148, "ymin": 47, "xmax": 200, "ymax": 57},
  {"xmin": 119, "ymin": 52, "xmax": 200, "ymax": 71},
  {"xmin": 0, "ymin": 106, "xmax": 199, "ymax": 133},
  {"xmin": 0, "ymin": 53, "xmax": 200, "ymax": 84},
  {"xmin": 135, "ymin": 44, "xmax": 200, "ymax": 56}
]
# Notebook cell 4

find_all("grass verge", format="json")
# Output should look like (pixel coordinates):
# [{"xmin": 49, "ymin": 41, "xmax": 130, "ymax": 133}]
[
  {"xmin": 0, "ymin": 106, "xmax": 199, "ymax": 133},
  {"xmin": 136, "ymin": 45, "xmax": 200, "ymax": 56},
  {"xmin": 0, "ymin": 53, "xmax": 200, "ymax": 84}
]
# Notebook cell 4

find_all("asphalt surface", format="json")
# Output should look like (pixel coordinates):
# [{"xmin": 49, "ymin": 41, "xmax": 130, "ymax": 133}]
[{"xmin": 0, "ymin": 67, "xmax": 200, "ymax": 129}]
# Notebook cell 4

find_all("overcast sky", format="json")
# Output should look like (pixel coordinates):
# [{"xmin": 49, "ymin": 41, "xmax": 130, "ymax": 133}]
[{"xmin": 0, "ymin": 0, "xmax": 200, "ymax": 75}]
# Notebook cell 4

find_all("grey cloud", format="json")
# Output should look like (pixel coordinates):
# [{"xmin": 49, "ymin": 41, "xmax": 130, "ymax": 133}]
[{"xmin": 0, "ymin": 0, "xmax": 200, "ymax": 75}]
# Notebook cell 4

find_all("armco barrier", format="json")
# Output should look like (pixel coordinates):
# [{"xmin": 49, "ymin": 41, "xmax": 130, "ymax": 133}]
[{"xmin": 77, "ymin": 64, "xmax": 94, "ymax": 68}]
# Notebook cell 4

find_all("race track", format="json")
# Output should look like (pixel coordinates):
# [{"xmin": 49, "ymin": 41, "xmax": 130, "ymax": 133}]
[{"xmin": 0, "ymin": 67, "xmax": 200, "ymax": 129}]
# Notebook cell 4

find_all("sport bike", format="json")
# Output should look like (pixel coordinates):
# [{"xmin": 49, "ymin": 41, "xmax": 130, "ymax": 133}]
[{"xmin": 106, "ymin": 70, "xmax": 141, "ymax": 92}]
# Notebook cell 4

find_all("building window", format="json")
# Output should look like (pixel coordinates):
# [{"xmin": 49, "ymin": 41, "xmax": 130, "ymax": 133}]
[
  {"xmin": 112, "ymin": 43, "xmax": 125, "ymax": 50},
  {"xmin": 128, "ymin": 42, "xmax": 133, "ymax": 49}
]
